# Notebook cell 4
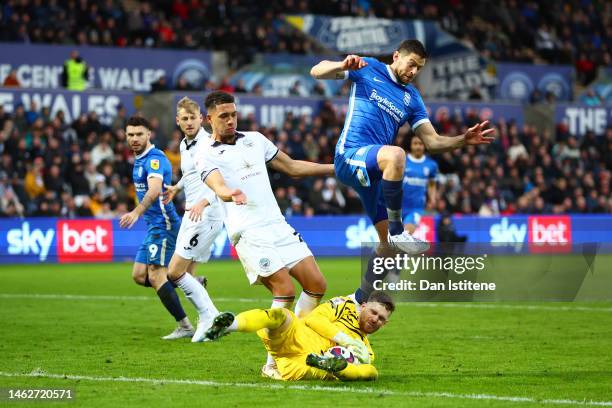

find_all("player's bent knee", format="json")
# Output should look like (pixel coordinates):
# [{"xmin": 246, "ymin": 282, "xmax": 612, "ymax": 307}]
[
  {"xmin": 379, "ymin": 146, "xmax": 404, "ymax": 164},
  {"xmin": 132, "ymin": 264, "xmax": 147, "ymax": 286},
  {"xmin": 147, "ymin": 266, "xmax": 167, "ymax": 288}
]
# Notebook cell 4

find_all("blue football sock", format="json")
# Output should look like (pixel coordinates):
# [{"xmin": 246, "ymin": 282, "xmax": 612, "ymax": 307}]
[
  {"xmin": 156, "ymin": 280, "xmax": 187, "ymax": 322},
  {"xmin": 355, "ymin": 251, "xmax": 391, "ymax": 303},
  {"xmin": 382, "ymin": 179, "xmax": 404, "ymax": 235}
]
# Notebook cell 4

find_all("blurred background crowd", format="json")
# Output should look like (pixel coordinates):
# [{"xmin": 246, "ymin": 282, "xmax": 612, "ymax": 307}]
[{"xmin": 1, "ymin": 100, "xmax": 610, "ymax": 218}]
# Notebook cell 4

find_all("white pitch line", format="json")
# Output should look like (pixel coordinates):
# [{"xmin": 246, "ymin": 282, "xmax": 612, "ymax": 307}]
[
  {"xmin": 0, "ymin": 370, "xmax": 610, "ymax": 406},
  {"xmin": 1, "ymin": 293, "xmax": 611, "ymax": 313},
  {"xmin": 398, "ymin": 303, "xmax": 612, "ymax": 313},
  {"xmin": 0, "ymin": 293, "xmax": 263, "ymax": 303}
]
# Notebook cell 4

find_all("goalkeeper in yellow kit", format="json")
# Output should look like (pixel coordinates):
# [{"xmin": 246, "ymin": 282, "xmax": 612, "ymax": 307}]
[{"xmin": 205, "ymin": 291, "xmax": 394, "ymax": 381}]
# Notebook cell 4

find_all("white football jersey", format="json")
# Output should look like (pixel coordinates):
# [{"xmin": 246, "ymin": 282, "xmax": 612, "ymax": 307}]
[
  {"xmin": 194, "ymin": 131, "xmax": 284, "ymax": 240},
  {"xmin": 179, "ymin": 127, "xmax": 221, "ymax": 218}
]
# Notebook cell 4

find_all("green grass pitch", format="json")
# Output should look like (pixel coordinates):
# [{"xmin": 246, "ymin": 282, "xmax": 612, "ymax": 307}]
[{"xmin": 0, "ymin": 258, "xmax": 611, "ymax": 407}]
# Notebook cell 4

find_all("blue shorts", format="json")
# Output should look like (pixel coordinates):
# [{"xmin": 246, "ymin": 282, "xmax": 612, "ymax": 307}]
[
  {"xmin": 403, "ymin": 208, "xmax": 424, "ymax": 225},
  {"xmin": 135, "ymin": 225, "xmax": 179, "ymax": 267},
  {"xmin": 334, "ymin": 145, "xmax": 387, "ymax": 223}
]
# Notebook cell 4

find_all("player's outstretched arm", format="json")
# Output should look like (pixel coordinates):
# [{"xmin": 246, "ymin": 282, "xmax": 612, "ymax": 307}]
[
  {"xmin": 310, "ymin": 55, "xmax": 368, "ymax": 80},
  {"xmin": 119, "ymin": 176, "xmax": 162, "ymax": 229},
  {"xmin": 268, "ymin": 150, "xmax": 335, "ymax": 178},
  {"xmin": 204, "ymin": 170, "xmax": 246, "ymax": 204},
  {"xmin": 415, "ymin": 121, "xmax": 495, "ymax": 154}
]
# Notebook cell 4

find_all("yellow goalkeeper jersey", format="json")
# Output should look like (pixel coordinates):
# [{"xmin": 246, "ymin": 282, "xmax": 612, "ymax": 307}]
[{"xmin": 303, "ymin": 295, "xmax": 375, "ymax": 362}]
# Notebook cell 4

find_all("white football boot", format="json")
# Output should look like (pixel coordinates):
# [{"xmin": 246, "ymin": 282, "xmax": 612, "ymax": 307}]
[
  {"xmin": 387, "ymin": 231, "xmax": 430, "ymax": 255},
  {"xmin": 191, "ymin": 315, "xmax": 215, "ymax": 343},
  {"xmin": 161, "ymin": 325, "xmax": 195, "ymax": 340}
]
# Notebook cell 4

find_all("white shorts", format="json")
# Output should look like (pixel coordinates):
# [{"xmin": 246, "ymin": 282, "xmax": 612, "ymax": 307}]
[
  {"xmin": 174, "ymin": 213, "xmax": 224, "ymax": 263},
  {"xmin": 235, "ymin": 221, "xmax": 313, "ymax": 285}
]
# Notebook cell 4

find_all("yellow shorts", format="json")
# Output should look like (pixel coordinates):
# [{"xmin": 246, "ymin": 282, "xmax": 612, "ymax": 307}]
[{"xmin": 257, "ymin": 311, "xmax": 335, "ymax": 381}]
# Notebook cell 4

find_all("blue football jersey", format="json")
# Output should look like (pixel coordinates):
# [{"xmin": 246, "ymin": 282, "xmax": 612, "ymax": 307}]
[
  {"xmin": 337, "ymin": 57, "xmax": 430, "ymax": 153},
  {"xmin": 402, "ymin": 154, "xmax": 438, "ymax": 209},
  {"xmin": 132, "ymin": 145, "xmax": 180, "ymax": 230}
]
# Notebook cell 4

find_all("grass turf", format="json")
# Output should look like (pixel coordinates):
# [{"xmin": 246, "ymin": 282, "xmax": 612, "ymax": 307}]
[{"xmin": 0, "ymin": 258, "xmax": 611, "ymax": 407}]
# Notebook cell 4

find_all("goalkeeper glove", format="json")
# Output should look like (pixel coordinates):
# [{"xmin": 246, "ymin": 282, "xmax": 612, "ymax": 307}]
[{"xmin": 332, "ymin": 332, "xmax": 371, "ymax": 364}]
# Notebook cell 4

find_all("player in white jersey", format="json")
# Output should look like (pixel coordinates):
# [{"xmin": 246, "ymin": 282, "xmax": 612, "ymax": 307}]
[
  {"xmin": 195, "ymin": 91, "xmax": 334, "ymax": 379},
  {"xmin": 160, "ymin": 97, "xmax": 227, "ymax": 341}
]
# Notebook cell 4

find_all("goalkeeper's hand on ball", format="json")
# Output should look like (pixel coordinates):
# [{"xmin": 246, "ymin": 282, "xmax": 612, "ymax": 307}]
[{"xmin": 333, "ymin": 332, "xmax": 371, "ymax": 364}]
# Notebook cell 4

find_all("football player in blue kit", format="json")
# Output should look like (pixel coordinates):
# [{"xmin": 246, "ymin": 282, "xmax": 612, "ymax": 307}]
[
  {"xmin": 119, "ymin": 116, "xmax": 194, "ymax": 340},
  {"xmin": 402, "ymin": 135, "xmax": 438, "ymax": 234},
  {"xmin": 311, "ymin": 39, "xmax": 494, "ymax": 303}
]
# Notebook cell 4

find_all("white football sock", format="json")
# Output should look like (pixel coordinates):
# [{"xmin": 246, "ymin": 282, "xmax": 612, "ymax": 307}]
[
  {"xmin": 294, "ymin": 290, "xmax": 323, "ymax": 318},
  {"xmin": 176, "ymin": 273, "xmax": 219, "ymax": 319}
]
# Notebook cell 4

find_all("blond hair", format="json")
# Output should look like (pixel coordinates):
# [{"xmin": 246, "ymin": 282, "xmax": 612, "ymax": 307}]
[{"xmin": 176, "ymin": 96, "xmax": 201, "ymax": 114}]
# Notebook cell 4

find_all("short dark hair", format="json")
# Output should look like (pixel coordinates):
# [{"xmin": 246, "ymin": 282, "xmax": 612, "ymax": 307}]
[
  {"xmin": 367, "ymin": 291, "xmax": 395, "ymax": 313},
  {"xmin": 397, "ymin": 39, "xmax": 428, "ymax": 59},
  {"xmin": 205, "ymin": 91, "xmax": 235, "ymax": 111},
  {"xmin": 126, "ymin": 115, "xmax": 152, "ymax": 130}
]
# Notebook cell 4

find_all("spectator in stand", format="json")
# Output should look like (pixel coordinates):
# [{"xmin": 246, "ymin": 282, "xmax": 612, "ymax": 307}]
[{"xmin": 3, "ymin": 69, "xmax": 20, "ymax": 87}]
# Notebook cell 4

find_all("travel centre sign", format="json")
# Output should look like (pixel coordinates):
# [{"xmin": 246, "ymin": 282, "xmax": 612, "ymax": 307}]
[{"xmin": 0, "ymin": 43, "xmax": 211, "ymax": 91}]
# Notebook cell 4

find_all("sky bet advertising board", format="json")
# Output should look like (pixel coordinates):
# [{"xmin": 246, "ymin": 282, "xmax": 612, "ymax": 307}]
[{"xmin": 0, "ymin": 215, "xmax": 610, "ymax": 264}]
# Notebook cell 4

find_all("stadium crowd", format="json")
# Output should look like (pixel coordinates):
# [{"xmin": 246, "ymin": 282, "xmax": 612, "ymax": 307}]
[
  {"xmin": 0, "ymin": 100, "xmax": 610, "ymax": 218},
  {"xmin": 0, "ymin": 0, "xmax": 608, "ymax": 82}
]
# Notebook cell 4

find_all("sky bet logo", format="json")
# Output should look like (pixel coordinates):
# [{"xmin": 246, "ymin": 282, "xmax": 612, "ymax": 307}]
[
  {"xmin": 489, "ymin": 216, "xmax": 572, "ymax": 253},
  {"xmin": 5, "ymin": 220, "xmax": 113, "ymax": 262}
]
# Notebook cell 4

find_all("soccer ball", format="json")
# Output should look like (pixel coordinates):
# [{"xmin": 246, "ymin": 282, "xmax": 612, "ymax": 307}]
[{"xmin": 325, "ymin": 346, "xmax": 358, "ymax": 365}]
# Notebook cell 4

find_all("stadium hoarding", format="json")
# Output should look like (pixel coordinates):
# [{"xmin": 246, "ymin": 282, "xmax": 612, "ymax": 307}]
[
  {"xmin": 0, "ymin": 42, "xmax": 212, "ymax": 91},
  {"xmin": 0, "ymin": 215, "xmax": 610, "ymax": 264},
  {"xmin": 0, "ymin": 88, "xmax": 136, "ymax": 125},
  {"xmin": 496, "ymin": 62, "xmax": 573, "ymax": 102},
  {"xmin": 555, "ymin": 103, "xmax": 612, "ymax": 136},
  {"xmin": 283, "ymin": 15, "xmax": 471, "ymax": 57},
  {"xmin": 229, "ymin": 53, "xmax": 346, "ymax": 98}
]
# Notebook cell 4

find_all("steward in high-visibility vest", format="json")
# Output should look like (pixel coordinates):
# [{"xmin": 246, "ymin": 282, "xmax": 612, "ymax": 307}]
[{"xmin": 62, "ymin": 51, "xmax": 89, "ymax": 91}]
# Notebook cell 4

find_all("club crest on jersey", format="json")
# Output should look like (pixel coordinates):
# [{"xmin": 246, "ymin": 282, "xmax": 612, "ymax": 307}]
[
  {"xmin": 150, "ymin": 159, "xmax": 160, "ymax": 170},
  {"xmin": 404, "ymin": 92, "xmax": 411, "ymax": 106},
  {"xmin": 423, "ymin": 167, "xmax": 430, "ymax": 177},
  {"xmin": 259, "ymin": 258, "xmax": 271, "ymax": 272},
  {"xmin": 138, "ymin": 166, "xmax": 143, "ymax": 177}
]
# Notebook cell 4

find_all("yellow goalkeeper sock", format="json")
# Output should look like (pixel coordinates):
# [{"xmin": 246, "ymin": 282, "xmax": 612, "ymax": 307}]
[
  {"xmin": 335, "ymin": 363, "xmax": 378, "ymax": 381},
  {"xmin": 236, "ymin": 308, "xmax": 286, "ymax": 332}
]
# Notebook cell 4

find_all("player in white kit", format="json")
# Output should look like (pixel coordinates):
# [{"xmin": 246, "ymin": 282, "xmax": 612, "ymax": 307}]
[
  {"xmin": 195, "ymin": 91, "xmax": 334, "ymax": 378},
  {"xmin": 162, "ymin": 97, "xmax": 226, "ymax": 342}
]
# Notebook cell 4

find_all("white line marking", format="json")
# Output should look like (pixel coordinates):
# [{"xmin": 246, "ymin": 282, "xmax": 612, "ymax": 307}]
[
  {"xmin": 1, "ymin": 293, "xmax": 611, "ymax": 312},
  {"xmin": 0, "ymin": 293, "xmax": 263, "ymax": 303},
  {"xmin": 0, "ymin": 370, "xmax": 610, "ymax": 406}
]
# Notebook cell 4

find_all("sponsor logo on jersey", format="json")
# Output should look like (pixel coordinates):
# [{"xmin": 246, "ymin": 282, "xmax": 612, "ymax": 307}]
[
  {"xmin": 368, "ymin": 89, "xmax": 404, "ymax": 122},
  {"xmin": 150, "ymin": 159, "xmax": 160, "ymax": 170}
]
